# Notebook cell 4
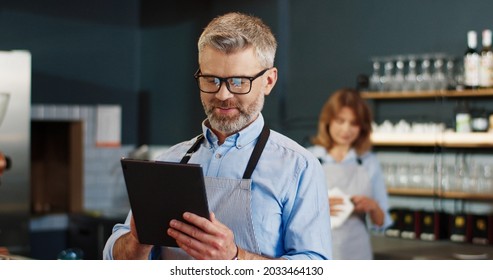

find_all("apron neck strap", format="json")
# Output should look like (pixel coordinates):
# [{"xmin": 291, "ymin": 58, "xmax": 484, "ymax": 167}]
[
  {"xmin": 180, "ymin": 134, "xmax": 205, "ymax": 164},
  {"xmin": 242, "ymin": 125, "xmax": 269, "ymax": 179}
]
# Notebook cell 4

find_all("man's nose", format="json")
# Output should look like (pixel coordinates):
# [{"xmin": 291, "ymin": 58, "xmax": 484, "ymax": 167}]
[{"xmin": 214, "ymin": 82, "xmax": 234, "ymax": 100}]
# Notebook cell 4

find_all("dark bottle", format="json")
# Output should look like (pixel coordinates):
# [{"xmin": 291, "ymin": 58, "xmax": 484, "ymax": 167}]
[{"xmin": 464, "ymin": 31, "xmax": 480, "ymax": 89}]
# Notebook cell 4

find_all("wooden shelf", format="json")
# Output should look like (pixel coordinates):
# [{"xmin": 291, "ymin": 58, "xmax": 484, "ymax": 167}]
[
  {"xmin": 387, "ymin": 188, "xmax": 493, "ymax": 200},
  {"xmin": 371, "ymin": 132, "xmax": 493, "ymax": 147},
  {"xmin": 367, "ymin": 88, "xmax": 493, "ymax": 201},
  {"xmin": 361, "ymin": 88, "xmax": 493, "ymax": 99}
]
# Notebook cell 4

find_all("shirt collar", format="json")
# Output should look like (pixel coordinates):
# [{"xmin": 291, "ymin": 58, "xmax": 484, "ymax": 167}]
[{"xmin": 201, "ymin": 113, "xmax": 264, "ymax": 149}]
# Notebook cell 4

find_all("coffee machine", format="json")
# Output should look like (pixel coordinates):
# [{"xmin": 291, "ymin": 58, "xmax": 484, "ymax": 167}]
[{"xmin": 0, "ymin": 51, "xmax": 31, "ymax": 255}]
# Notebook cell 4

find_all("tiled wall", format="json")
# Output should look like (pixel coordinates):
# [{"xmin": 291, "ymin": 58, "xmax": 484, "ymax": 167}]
[{"xmin": 31, "ymin": 104, "xmax": 134, "ymax": 217}]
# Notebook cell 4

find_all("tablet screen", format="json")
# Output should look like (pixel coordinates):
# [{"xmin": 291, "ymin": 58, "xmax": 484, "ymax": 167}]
[{"xmin": 121, "ymin": 157, "xmax": 210, "ymax": 247}]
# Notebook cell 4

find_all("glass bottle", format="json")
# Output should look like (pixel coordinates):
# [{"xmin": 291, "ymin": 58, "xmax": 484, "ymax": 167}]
[
  {"xmin": 464, "ymin": 30, "xmax": 480, "ymax": 89},
  {"xmin": 479, "ymin": 29, "xmax": 493, "ymax": 88}
]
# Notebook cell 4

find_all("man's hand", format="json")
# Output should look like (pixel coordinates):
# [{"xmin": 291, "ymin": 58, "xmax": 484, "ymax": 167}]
[
  {"xmin": 167, "ymin": 212, "xmax": 237, "ymax": 260},
  {"xmin": 112, "ymin": 215, "xmax": 153, "ymax": 259}
]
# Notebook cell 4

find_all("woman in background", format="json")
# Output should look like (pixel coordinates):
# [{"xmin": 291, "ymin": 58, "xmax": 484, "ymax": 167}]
[{"xmin": 308, "ymin": 88, "xmax": 392, "ymax": 259}]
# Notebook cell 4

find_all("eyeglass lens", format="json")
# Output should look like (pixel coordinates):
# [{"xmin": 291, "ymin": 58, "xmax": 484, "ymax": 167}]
[{"xmin": 198, "ymin": 76, "xmax": 250, "ymax": 94}]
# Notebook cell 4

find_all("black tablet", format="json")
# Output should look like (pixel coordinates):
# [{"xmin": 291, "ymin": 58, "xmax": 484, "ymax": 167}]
[{"xmin": 120, "ymin": 157, "xmax": 210, "ymax": 247}]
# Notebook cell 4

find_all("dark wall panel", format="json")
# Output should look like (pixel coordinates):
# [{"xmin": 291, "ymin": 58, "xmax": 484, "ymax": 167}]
[
  {"xmin": 0, "ymin": 0, "xmax": 140, "ymax": 144},
  {"xmin": 2, "ymin": 0, "xmax": 493, "ymax": 146},
  {"xmin": 287, "ymin": 0, "xmax": 493, "ymax": 144}
]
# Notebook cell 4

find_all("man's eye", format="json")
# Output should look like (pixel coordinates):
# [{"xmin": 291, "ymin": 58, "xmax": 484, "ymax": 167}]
[
  {"xmin": 204, "ymin": 77, "xmax": 220, "ymax": 86},
  {"xmin": 230, "ymin": 78, "xmax": 244, "ymax": 87}
]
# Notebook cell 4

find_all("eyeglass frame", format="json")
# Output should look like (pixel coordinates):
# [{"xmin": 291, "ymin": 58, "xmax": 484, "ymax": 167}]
[{"xmin": 193, "ymin": 68, "xmax": 272, "ymax": 95}]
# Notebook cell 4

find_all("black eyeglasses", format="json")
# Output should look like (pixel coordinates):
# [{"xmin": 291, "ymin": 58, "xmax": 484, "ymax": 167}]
[{"xmin": 194, "ymin": 68, "xmax": 271, "ymax": 94}]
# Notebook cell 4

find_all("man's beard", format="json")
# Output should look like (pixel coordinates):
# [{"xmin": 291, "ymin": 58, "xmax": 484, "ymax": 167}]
[{"xmin": 202, "ymin": 94, "xmax": 264, "ymax": 135}]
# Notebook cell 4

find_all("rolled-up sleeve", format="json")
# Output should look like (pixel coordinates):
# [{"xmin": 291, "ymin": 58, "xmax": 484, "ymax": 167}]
[{"xmin": 102, "ymin": 212, "xmax": 132, "ymax": 260}]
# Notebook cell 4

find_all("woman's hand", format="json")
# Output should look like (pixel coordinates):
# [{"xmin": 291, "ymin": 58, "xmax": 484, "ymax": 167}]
[
  {"xmin": 351, "ymin": 195, "xmax": 384, "ymax": 226},
  {"xmin": 351, "ymin": 195, "xmax": 378, "ymax": 214},
  {"xmin": 329, "ymin": 196, "xmax": 344, "ymax": 216}
]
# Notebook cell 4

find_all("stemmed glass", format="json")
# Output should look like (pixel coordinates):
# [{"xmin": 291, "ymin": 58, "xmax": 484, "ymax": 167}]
[
  {"xmin": 381, "ymin": 57, "xmax": 394, "ymax": 92},
  {"xmin": 432, "ymin": 53, "xmax": 447, "ymax": 91},
  {"xmin": 416, "ymin": 55, "xmax": 432, "ymax": 91},
  {"xmin": 392, "ymin": 56, "xmax": 405, "ymax": 91},
  {"xmin": 369, "ymin": 57, "xmax": 383, "ymax": 92},
  {"xmin": 403, "ymin": 55, "xmax": 418, "ymax": 92}
]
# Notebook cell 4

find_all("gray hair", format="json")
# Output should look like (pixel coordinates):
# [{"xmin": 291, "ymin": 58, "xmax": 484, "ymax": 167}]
[{"xmin": 198, "ymin": 12, "xmax": 277, "ymax": 68}]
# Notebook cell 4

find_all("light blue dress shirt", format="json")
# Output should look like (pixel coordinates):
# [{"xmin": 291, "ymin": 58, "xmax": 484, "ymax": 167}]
[{"xmin": 103, "ymin": 114, "xmax": 332, "ymax": 260}]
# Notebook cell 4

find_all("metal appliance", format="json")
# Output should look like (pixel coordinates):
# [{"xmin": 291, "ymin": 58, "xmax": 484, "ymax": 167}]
[
  {"xmin": 0, "ymin": 50, "xmax": 31, "ymax": 255},
  {"xmin": 0, "ymin": 93, "xmax": 12, "ymax": 183}
]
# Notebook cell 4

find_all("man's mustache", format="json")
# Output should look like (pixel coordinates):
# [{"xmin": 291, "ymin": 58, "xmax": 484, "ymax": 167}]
[{"xmin": 210, "ymin": 100, "xmax": 238, "ymax": 109}]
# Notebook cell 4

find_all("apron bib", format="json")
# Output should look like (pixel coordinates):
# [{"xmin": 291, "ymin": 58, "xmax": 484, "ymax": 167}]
[
  {"xmin": 324, "ymin": 158, "xmax": 373, "ymax": 260},
  {"xmin": 157, "ymin": 125, "xmax": 269, "ymax": 259}
]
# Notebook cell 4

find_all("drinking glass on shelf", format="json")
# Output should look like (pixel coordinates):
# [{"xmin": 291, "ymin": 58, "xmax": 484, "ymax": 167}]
[
  {"xmin": 463, "ymin": 162, "xmax": 479, "ymax": 193},
  {"xmin": 416, "ymin": 55, "xmax": 432, "ymax": 91},
  {"xmin": 440, "ymin": 164, "xmax": 456, "ymax": 192},
  {"xmin": 432, "ymin": 54, "xmax": 447, "ymax": 91},
  {"xmin": 409, "ymin": 163, "xmax": 424, "ymax": 189},
  {"xmin": 454, "ymin": 155, "xmax": 475, "ymax": 193},
  {"xmin": 369, "ymin": 57, "xmax": 383, "ymax": 92},
  {"xmin": 381, "ymin": 57, "xmax": 394, "ymax": 92},
  {"xmin": 454, "ymin": 59, "xmax": 465, "ymax": 90},
  {"xmin": 382, "ymin": 162, "xmax": 397, "ymax": 188},
  {"xmin": 396, "ymin": 162, "xmax": 409, "ymax": 188},
  {"xmin": 446, "ymin": 56, "xmax": 457, "ymax": 90},
  {"xmin": 403, "ymin": 55, "xmax": 418, "ymax": 92},
  {"xmin": 478, "ymin": 164, "xmax": 493, "ymax": 194},
  {"xmin": 422, "ymin": 162, "xmax": 435, "ymax": 189},
  {"xmin": 391, "ymin": 56, "xmax": 405, "ymax": 91}
]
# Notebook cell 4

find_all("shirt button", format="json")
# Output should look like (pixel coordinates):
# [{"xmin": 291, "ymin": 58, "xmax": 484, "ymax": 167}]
[{"xmin": 215, "ymin": 153, "xmax": 222, "ymax": 159}]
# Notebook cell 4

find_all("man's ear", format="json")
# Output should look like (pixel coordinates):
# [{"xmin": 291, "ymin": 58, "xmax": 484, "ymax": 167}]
[{"xmin": 263, "ymin": 67, "xmax": 278, "ymax": 96}]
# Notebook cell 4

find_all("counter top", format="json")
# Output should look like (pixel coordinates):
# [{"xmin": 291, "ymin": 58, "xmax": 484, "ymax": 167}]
[{"xmin": 372, "ymin": 235, "xmax": 493, "ymax": 260}]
